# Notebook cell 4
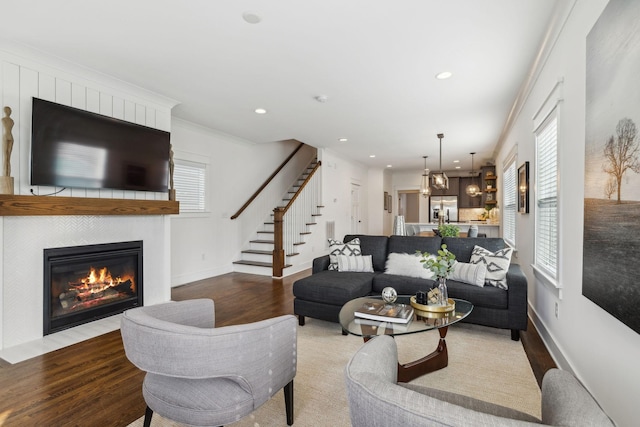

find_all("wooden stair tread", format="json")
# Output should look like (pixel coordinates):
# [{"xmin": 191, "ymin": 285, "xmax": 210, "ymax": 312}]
[
  {"xmin": 241, "ymin": 249, "xmax": 272, "ymax": 255},
  {"xmin": 293, "ymin": 242, "xmax": 306, "ymax": 246},
  {"xmin": 233, "ymin": 260, "xmax": 272, "ymax": 267},
  {"xmin": 251, "ymin": 239, "xmax": 274, "ymax": 244}
]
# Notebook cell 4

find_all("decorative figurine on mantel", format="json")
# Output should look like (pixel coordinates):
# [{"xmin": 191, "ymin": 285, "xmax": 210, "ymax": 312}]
[
  {"xmin": 168, "ymin": 143, "xmax": 176, "ymax": 201},
  {"xmin": 0, "ymin": 106, "xmax": 14, "ymax": 195}
]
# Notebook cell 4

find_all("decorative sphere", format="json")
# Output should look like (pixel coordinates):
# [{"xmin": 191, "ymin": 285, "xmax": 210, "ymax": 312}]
[{"xmin": 381, "ymin": 287, "xmax": 398, "ymax": 303}]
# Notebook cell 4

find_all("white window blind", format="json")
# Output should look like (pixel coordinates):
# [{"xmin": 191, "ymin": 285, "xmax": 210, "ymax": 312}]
[
  {"xmin": 535, "ymin": 115, "xmax": 558, "ymax": 278},
  {"xmin": 503, "ymin": 160, "xmax": 517, "ymax": 246},
  {"xmin": 174, "ymin": 159, "xmax": 206, "ymax": 213}
]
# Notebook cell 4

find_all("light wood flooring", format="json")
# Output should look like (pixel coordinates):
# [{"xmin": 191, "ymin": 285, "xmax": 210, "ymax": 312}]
[{"xmin": 0, "ymin": 270, "xmax": 555, "ymax": 426}]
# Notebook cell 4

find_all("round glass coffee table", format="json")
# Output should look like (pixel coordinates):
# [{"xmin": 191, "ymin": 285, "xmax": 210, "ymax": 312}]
[{"xmin": 339, "ymin": 295, "xmax": 473, "ymax": 382}]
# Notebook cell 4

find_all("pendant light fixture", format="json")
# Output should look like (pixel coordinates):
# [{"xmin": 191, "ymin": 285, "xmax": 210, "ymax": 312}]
[
  {"xmin": 465, "ymin": 152, "xmax": 481, "ymax": 197},
  {"xmin": 420, "ymin": 156, "xmax": 431, "ymax": 197},
  {"xmin": 431, "ymin": 133, "xmax": 448, "ymax": 190}
]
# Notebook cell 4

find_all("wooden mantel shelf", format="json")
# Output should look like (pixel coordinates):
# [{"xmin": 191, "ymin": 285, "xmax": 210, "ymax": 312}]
[{"xmin": 0, "ymin": 194, "xmax": 179, "ymax": 216}]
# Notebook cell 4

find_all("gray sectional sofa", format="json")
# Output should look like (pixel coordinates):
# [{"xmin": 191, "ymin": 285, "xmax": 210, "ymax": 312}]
[{"xmin": 293, "ymin": 234, "xmax": 528, "ymax": 340}]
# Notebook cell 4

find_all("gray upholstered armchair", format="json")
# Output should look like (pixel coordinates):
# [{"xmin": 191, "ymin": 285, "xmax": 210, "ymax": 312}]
[
  {"xmin": 344, "ymin": 335, "xmax": 614, "ymax": 427},
  {"xmin": 120, "ymin": 299, "xmax": 297, "ymax": 426}
]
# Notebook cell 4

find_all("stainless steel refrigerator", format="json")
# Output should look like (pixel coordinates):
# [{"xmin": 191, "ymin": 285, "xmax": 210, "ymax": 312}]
[{"xmin": 430, "ymin": 196, "xmax": 458, "ymax": 223}]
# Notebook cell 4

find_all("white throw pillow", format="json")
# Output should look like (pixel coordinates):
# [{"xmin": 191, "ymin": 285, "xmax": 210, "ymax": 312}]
[
  {"xmin": 328, "ymin": 238, "xmax": 362, "ymax": 270},
  {"xmin": 384, "ymin": 252, "xmax": 435, "ymax": 280},
  {"xmin": 470, "ymin": 245, "xmax": 513, "ymax": 289},
  {"xmin": 449, "ymin": 261, "xmax": 487, "ymax": 287},
  {"xmin": 336, "ymin": 254, "xmax": 374, "ymax": 272}
]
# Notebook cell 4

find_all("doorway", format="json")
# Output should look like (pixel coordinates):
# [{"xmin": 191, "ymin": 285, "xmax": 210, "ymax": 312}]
[{"xmin": 398, "ymin": 190, "xmax": 420, "ymax": 223}]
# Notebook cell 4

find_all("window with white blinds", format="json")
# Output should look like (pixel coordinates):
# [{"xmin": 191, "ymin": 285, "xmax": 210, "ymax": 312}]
[
  {"xmin": 502, "ymin": 159, "xmax": 517, "ymax": 246},
  {"xmin": 534, "ymin": 114, "xmax": 558, "ymax": 278},
  {"xmin": 173, "ymin": 159, "xmax": 206, "ymax": 213}
]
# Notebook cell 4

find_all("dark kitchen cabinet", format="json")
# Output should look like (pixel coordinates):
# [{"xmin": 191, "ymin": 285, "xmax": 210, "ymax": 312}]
[{"xmin": 459, "ymin": 177, "xmax": 483, "ymax": 208}]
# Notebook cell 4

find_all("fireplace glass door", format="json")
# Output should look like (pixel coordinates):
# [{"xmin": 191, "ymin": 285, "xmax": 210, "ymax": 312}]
[{"xmin": 44, "ymin": 241, "xmax": 143, "ymax": 335}]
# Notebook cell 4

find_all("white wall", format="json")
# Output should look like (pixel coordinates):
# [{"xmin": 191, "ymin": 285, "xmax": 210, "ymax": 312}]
[
  {"xmin": 495, "ymin": 1, "xmax": 638, "ymax": 425},
  {"xmin": 169, "ymin": 120, "xmax": 318, "ymax": 284},
  {"xmin": 317, "ymin": 149, "xmax": 373, "ymax": 239},
  {"xmin": 367, "ymin": 168, "xmax": 384, "ymax": 234}
]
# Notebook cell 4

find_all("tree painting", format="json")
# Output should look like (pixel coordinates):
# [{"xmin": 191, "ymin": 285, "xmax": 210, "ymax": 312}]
[
  {"xmin": 584, "ymin": 0, "xmax": 640, "ymax": 334},
  {"xmin": 602, "ymin": 118, "xmax": 640, "ymax": 202}
]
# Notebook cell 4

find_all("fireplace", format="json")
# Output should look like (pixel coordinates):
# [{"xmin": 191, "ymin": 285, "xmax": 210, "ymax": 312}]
[{"xmin": 43, "ymin": 241, "xmax": 143, "ymax": 335}]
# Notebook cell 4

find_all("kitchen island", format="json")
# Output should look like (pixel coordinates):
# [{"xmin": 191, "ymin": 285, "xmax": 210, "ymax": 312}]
[{"xmin": 406, "ymin": 222, "xmax": 500, "ymax": 238}]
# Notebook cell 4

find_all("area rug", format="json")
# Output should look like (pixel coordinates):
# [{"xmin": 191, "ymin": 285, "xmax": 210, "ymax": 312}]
[{"xmin": 127, "ymin": 320, "xmax": 541, "ymax": 427}]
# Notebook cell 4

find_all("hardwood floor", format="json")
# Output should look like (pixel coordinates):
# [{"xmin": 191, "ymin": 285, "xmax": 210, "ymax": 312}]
[{"xmin": 0, "ymin": 270, "xmax": 555, "ymax": 426}]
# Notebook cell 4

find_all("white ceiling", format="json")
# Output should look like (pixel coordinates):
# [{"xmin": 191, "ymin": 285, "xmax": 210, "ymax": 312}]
[{"xmin": 0, "ymin": 0, "xmax": 561, "ymax": 173}]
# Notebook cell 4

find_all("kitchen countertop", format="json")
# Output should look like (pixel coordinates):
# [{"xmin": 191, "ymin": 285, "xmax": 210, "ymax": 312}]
[{"xmin": 408, "ymin": 222, "xmax": 499, "ymax": 227}]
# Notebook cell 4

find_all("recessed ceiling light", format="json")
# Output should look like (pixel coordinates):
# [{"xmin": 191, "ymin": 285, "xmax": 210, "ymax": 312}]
[
  {"xmin": 339, "ymin": 138, "xmax": 348, "ymax": 142},
  {"xmin": 242, "ymin": 12, "xmax": 261, "ymax": 24},
  {"xmin": 254, "ymin": 108, "xmax": 267, "ymax": 114},
  {"xmin": 436, "ymin": 71, "xmax": 453, "ymax": 80},
  {"xmin": 387, "ymin": 165, "xmax": 393, "ymax": 168},
  {"xmin": 369, "ymin": 155, "xmax": 376, "ymax": 158},
  {"xmin": 453, "ymin": 160, "xmax": 460, "ymax": 163},
  {"xmin": 455, "ymin": 166, "xmax": 461, "ymax": 169}
]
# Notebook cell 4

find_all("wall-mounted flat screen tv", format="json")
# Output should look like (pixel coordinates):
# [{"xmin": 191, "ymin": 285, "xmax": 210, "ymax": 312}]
[{"xmin": 31, "ymin": 97, "xmax": 170, "ymax": 192}]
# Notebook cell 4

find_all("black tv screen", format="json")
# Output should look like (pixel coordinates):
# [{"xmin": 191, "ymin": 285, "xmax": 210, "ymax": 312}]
[{"xmin": 31, "ymin": 98, "xmax": 170, "ymax": 192}]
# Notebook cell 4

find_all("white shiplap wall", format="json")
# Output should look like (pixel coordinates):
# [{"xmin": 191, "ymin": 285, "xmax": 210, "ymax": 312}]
[{"xmin": 0, "ymin": 47, "xmax": 177, "ymax": 350}]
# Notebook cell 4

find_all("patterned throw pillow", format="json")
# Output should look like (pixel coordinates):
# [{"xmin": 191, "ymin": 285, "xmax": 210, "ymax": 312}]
[
  {"xmin": 384, "ymin": 252, "xmax": 435, "ymax": 279},
  {"xmin": 328, "ymin": 238, "xmax": 362, "ymax": 270},
  {"xmin": 336, "ymin": 254, "xmax": 374, "ymax": 272},
  {"xmin": 470, "ymin": 245, "xmax": 513, "ymax": 289},
  {"xmin": 449, "ymin": 261, "xmax": 487, "ymax": 287}
]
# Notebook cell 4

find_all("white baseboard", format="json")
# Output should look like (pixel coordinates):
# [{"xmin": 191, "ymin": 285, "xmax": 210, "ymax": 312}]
[
  {"xmin": 528, "ymin": 302, "xmax": 572, "ymax": 374},
  {"xmin": 171, "ymin": 265, "xmax": 233, "ymax": 287}
]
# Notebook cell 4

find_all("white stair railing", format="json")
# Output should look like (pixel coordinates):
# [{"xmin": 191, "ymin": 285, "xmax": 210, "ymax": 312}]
[{"xmin": 273, "ymin": 161, "xmax": 321, "ymax": 277}]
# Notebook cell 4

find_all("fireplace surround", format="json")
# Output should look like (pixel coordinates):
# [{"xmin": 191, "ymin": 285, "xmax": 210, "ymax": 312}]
[{"xmin": 43, "ymin": 241, "xmax": 143, "ymax": 335}]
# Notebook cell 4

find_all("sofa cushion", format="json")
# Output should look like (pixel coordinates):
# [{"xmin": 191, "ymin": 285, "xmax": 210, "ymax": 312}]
[
  {"xmin": 293, "ymin": 270, "xmax": 374, "ymax": 305},
  {"xmin": 337, "ymin": 255, "xmax": 374, "ymax": 272},
  {"xmin": 372, "ymin": 274, "xmax": 436, "ymax": 296},
  {"xmin": 328, "ymin": 238, "xmax": 362, "ymax": 271},
  {"xmin": 388, "ymin": 235, "xmax": 442, "ymax": 257},
  {"xmin": 384, "ymin": 252, "xmax": 435, "ymax": 279},
  {"xmin": 442, "ymin": 237, "xmax": 505, "ymax": 263},
  {"xmin": 344, "ymin": 235, "xmax": 389, "ymax": 272},
  {"xmin": 470, "ymin": 245, "xmax": 513, "ymax": 290},
  {"xmin": 449, "ymin": 262, "xmax": 487, "ymax": 287},
  {"xmin": 446, "ymin": 280, "xmax": 508, "ymax": 309}
]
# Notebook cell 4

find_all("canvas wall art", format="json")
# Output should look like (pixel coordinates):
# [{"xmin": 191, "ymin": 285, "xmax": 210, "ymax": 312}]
[{"xmin": 583, "ymin": 0, "xmax": 640, "ymax": 334}]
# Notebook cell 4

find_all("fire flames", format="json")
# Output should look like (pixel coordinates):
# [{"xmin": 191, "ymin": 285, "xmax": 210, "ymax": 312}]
[
  {"xmin": 80, "ymin": 267, "xmax": 134, "ymax": 292},
  {"xmin": 58, "ymin": 266, "xmax": 136, "ymax": 311}
]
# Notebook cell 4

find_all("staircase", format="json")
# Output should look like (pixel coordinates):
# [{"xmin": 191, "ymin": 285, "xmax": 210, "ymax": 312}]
[{"xmin": 233, "ymin": 159, "xmax": 323, "ymax": 276}]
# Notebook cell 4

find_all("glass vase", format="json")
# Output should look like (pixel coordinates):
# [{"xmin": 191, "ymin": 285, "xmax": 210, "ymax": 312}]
[{"xmin": 438, "ymin": 277, "xmax": 449, "ymax": 306}]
